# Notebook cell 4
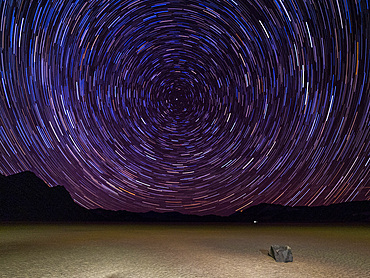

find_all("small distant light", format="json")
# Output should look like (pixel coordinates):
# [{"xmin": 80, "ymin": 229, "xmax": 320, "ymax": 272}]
[{"xmin": 253, "ymin": 220, "xmax": 258, "ymax": 224}]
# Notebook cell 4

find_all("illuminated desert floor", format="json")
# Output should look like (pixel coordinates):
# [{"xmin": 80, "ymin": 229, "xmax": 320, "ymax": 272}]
[{"xmin": 1, "ymin": 224, "xmax": 369, "ymax": 278}]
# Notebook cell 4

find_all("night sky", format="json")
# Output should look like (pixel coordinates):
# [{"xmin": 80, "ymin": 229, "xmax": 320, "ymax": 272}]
[{"xmin": 0, "ymin": 0, "xmax": 369, "ymax": 216}]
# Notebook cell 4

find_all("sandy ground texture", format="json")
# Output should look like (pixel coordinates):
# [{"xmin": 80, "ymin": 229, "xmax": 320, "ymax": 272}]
[{"xmin": 0, "ymin": 224, "xmax": 369, "ymax": 278}]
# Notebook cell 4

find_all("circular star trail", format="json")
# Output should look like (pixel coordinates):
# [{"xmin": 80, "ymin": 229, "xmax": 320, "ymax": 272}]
[{"xmin": 0, "ymin": 0, "xmax": 369, "ymax": 215}]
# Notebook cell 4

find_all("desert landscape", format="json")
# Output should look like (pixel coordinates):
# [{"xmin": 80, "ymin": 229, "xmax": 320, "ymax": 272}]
[
  {"xmin": 1, "ymin": 224, "xmax": 369, "ymax": 278},
  {"xmin": 1, "ymin": 0, "xmax": 369, "ymax": 277}
]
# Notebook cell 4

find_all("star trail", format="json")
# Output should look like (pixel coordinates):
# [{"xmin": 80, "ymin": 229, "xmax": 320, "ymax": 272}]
[{"xmin": 0, "ymin": 0, "xmax": 369, "ymax": 215}]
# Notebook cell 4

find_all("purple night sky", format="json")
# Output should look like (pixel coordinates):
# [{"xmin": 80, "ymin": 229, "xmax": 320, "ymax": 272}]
[{"xmin": 0, "ymin": 0, "xmax": 369, "ymax": 216}]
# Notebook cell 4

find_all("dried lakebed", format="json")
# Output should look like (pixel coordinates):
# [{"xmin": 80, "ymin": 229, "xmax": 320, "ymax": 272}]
[{"xmin": 1, "ymin": 224, "xmax": 369, "ymax": 278}]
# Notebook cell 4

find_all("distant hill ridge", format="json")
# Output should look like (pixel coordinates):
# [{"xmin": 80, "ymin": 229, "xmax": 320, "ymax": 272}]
[{"xmin": 1, "ymin": 171, "xmax": 369, "ymax": 223}]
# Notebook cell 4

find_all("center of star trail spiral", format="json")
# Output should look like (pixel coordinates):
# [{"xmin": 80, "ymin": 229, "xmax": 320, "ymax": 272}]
[{"xmin": 0, "ymin": 0, "xmax": 369, "ymax": 215}]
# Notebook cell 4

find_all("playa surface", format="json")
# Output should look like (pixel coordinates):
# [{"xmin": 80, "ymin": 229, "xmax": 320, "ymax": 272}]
[{"xmin": 1, "ymin": 224, "xmax": 369, "ymax": 278}]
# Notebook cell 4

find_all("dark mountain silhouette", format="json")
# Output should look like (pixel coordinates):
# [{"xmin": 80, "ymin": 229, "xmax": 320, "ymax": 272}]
[
  {"xmin": 1, "ymin": 171, "xmax": 369, "ymax": 223},
  {"xmin": 0, "ymin": 171, "xmax": 96, "ymax": 222},
  {"xmin": 228, "ymin": 202, "xmax": 370, "ymax": 223}
]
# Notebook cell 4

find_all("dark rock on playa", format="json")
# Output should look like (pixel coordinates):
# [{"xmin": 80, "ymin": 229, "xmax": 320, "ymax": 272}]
[{"xmin": 268, "ymin": 245, "xmax": 293, "ymax": 263}]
